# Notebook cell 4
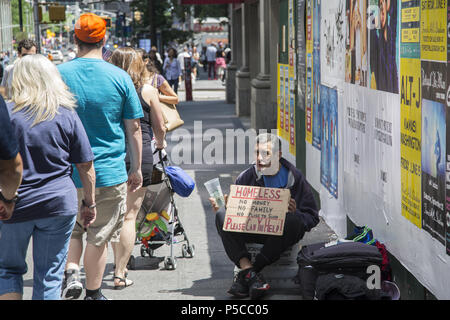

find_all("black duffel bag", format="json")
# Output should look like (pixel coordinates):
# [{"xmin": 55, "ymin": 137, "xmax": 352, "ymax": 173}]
[{"xmin": 296, "ymin": 242, "xmax": 383, "ymax": 299}]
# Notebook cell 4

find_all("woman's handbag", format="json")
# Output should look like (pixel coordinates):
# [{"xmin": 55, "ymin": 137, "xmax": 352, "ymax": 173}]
[{"xmin": 152, "ymin": 75, "xmax": 184, "ymax": 132}]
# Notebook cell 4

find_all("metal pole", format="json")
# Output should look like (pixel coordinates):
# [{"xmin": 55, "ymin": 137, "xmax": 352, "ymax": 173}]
[
  {"xmin": 19, "ymin": 0, "xmax": 24, "ymax": 32},
  {"xmin": 33, "ymin": 0, "xmax": 41, "ymax": 52}
]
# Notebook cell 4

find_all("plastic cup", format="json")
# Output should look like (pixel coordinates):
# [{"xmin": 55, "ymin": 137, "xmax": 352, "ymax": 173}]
[{"xmin": 204, "ymin": 178, "xmax": 225, "ymax": 208}]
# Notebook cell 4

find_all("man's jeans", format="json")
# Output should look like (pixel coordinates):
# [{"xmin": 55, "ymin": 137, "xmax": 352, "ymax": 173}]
[
  {"xmin": 215, "ymin": 208, "xmax": 305, "ymax": 272},
  {"xmin": 0, "ymin": 215, "xmax": 76, "ymax": 300}
]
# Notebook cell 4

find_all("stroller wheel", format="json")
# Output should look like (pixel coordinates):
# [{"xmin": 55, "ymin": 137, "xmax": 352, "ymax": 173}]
[
  {"xmin": 164, "ymin": 256, "xmax": 177, "ymax": 270},
  {"xmin": 140, "ymin": 245, "xmax": 146, "ymax": 257},
  {"xmin": 147, "ymin": 248, "xmax": 154, "ymax": 257},
  {"xmin": 187, "ymin": 244, "xmax": 195, "ymax": 258},
  {"xmin": 182, "ymin": 244, "xmax": 195, "ymax": 258}
]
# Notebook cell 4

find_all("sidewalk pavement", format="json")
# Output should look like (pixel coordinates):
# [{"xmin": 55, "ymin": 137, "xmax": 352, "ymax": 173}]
[
  {"xmin": 177, "ymin": 78, "xmax": 226, "ymax": 101},
  {"xmin": 21, "ymin": 81, "xmax": 337, "ymax": 300}
]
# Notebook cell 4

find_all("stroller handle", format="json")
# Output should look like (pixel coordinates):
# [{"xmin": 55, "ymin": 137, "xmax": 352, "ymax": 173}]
[{"xmin": 158, "ymin": 149, "xmax": 167, "ymax": 175}]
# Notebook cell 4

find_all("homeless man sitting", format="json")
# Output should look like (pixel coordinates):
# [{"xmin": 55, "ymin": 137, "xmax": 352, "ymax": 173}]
[{"xmin": 209, "ymin": 133, "xmax": 319, "ymax": 299}]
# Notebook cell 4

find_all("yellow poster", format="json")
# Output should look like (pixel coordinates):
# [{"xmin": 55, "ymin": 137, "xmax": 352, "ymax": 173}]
[
  {"xmin": 305, "ymin": 0, "xmax": 313, "ymax": 144},
  {"xmin": 400, "ymin": 57, "xmax": 422, "ymax": 228},
  {"xmin": 289, "ymin": 65, "xmax": 296, "ymax": 155},
  {"xmin": 420, "ymin": 0, "xmax": 447, "ymax": 61},
  {"xmin": 277, "ymin": 63, "xmax": 284, "ymax": 136}
]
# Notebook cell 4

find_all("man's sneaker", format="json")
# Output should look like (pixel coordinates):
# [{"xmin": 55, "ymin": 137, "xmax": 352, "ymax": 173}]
[
  {"xmin": 246, "ymin": 269, "xmax": 270, "ymax": 300},
  {"xmin": 227, "ymin": 268, "xmax": 251, "ymax": 298},
  {"xmin": 61, "ymin": 269, "xmax": 83, "ymax": 300}
]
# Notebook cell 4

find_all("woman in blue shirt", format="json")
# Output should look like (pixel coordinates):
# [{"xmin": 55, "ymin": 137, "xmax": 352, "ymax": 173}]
[
  {"xmin": 0, "ymin": 54, "xmax": 96, "ymax": 300},
  {"xmin": 163, "ymin": 48, "xmax": 182, "ymax": 94}
]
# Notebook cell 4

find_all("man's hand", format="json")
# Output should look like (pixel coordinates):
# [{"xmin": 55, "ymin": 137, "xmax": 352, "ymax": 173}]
[
  {"xmin": 80, "ymin": 205, "xmax": 96, "ymax": 228},
  {"xmin": 288, "ymin": 198, "xmax": 297, "ymax": 213},
  {"xmin": 0, "ymin": 200, "xmax": 14, "ymax": 221},
  {"xmin": 209, "ymin": 194, "xmax": 228, "ymax": 213},
  {"xmin": 128, "ymin": 169, "xmax": 143, "ymax": 193},
  {"xmin": 155, "ymin": 139, "xmax": 167, "ymax": 150}
]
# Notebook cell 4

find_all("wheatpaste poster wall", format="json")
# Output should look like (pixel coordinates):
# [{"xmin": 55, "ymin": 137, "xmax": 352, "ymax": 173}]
[{"xmin": 304, "ymin": 0, "xmax": 450, "ymax": 299}]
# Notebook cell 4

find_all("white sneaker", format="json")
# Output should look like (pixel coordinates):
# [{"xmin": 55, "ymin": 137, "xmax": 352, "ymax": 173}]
[{"xmin": 61, "ymin": 269, "xmax": 83, "ymax": 300}]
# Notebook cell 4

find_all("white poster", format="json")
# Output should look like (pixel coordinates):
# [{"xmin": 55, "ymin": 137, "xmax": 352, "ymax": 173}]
[
  {"xmin": 320, "ymin": 0, "xmax": 346, "ymax": 87},
  {"xmin": 368, "ymin": 90, "xmax": 398, "ymax": 221}
]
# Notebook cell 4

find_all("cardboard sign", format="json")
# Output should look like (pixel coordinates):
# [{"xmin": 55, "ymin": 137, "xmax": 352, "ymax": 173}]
[{"xmin": 223, "ymin": 185, "xmax": 291, "ymax": 236}]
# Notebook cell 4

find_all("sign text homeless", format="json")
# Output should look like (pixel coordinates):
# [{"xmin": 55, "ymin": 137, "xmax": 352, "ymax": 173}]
[{"xmin": 223, "ymin": 185, "xmax": 291, "ymax": 236}]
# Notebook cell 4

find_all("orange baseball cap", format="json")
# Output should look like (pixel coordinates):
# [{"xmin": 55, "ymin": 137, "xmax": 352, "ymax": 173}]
[{"xmin": 74, "ymin": 13, "xmax": 106, "ymax": 43}]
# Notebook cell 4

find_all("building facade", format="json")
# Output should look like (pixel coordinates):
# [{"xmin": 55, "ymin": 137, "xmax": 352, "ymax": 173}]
[{"xmin": 0, "ymin": 0, "xmax": 14, "ymax": 53}]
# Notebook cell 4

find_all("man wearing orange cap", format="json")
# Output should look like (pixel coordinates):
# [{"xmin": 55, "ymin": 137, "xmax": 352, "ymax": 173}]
[{"xmin": 58, "ymin": 13, "xmax": 143, "ymax": 300}]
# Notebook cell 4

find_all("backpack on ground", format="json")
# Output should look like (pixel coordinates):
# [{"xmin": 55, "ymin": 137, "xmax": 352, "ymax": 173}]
[{"xmin": 296, "ymin": 241, "xmax": 384, "ymax": 300}]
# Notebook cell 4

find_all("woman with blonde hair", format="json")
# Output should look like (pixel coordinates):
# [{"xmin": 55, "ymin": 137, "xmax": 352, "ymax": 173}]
[
  {"xmin": 0, "ymin": 54, "xmax": 96, "ymax": 300},
  {"xmin": 109, "ymin": 47, "xmax": 166, "ymax": 289}
]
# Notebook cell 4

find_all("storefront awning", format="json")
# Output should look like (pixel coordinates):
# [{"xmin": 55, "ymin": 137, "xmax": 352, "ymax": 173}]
[{"xmin": 181, "ymin": 0, "xmax": 243, "ymax": 4}]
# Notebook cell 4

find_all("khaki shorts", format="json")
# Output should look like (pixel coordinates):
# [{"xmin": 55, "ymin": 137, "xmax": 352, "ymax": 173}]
[{"xmin": 72, "ymin": 182, "xmax": 127, "ymax": 247}]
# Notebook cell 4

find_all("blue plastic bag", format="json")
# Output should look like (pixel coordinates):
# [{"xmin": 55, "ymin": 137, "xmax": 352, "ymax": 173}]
[{"xmin": 165, "ymin": 166, "xmax": 195, "ymax": 197}]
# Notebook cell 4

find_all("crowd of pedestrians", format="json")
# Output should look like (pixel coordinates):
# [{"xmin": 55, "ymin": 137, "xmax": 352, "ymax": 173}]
[
  {"xmin": 0, "ymin": 11, "xmax": 242, "ymax": 301},
  {"xmin": 0, "ymin": 12, "xmax": 175, "ymax": 300}
]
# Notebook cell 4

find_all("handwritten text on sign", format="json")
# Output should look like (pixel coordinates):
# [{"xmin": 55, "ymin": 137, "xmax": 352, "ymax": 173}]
[{"xmin": 223, "ymin": 185, "xmax": 291, "ymax": 236}]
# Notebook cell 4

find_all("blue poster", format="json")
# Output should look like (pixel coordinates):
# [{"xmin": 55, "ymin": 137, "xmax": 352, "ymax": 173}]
[
  {"xmin": 329, "ymin": 87, "xmax": 339, "ymax": 199},
  {"xmin": 422, "ymin": 99, "xmax": 446, "ymax": 245},
  {"xmin": 320, "ymin": 85, "xmax": 330, "ymax": 189},
  {"xmin": 320, "ymin": 85, "xmax": 339, "ymax": 198}
]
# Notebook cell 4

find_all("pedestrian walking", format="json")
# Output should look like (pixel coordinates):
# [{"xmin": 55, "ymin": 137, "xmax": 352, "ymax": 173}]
[
  {"xmin": 192, "ymin": 47, "xmax": 200, "ymax": 80},
  {"xmin": 201, "ymin": 46, "xmax": 207, "ymax": 72},
  {"xmin": 163, "ymin": 48, "xmax": 182, "ymax": 94},
  {"xmin": 206, "ymin": 42, "xmax": 217, "ymax": 80},
  {"xmin": 0, "ymin": 95, "xmax": 22, "ymax": 221},
  {"xmin": 151, "ymin": 45, "xmax": 163, "ymax": 65},
  {"xmin": 140, "ymin": 53, "xmax": 179, "ymax": 106},
  {"xmin": 58, "ymin": 12, "xmax": 144, "ymax": 301},
  {"xmin": 215, "ymin": 42, "xmax": 227, "ymax": 83},
  {"xmin": 177, "ymin": 46, "xmax": 191, "ymax": 83},
  {"xmin": 0, "ymin": 39, "xmax": 37, "ymax": 99},
  {"xmin": 0, "ymin": 54, "xmax": 95, "ymax": 300},
  {"xmin": 109, "ymin": 47, "xmax": 166, "ymax": 290},
  {"xmin": 148, "ymin": 49, "xmax": 163, "ymax": 75}
]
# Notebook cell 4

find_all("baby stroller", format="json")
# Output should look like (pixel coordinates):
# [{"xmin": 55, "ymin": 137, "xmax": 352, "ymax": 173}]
[{"xmin": 128, "ymin": 149, "xmax": 195, "ymax": 270}]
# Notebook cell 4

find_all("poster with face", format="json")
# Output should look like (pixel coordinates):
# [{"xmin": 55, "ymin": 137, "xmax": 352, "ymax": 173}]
[
  {"xmin": 345, "ymin": 0, "xmax": 369, "ymax": 86},
  {"xmin": 368, "ymin": 0, "xmax": 399, "ymax": 93},
  {"xmin": 320, "ymin": 0, "xmax": 346, "ymax": 87},
  {"xmin": 421, "ymin": 60, "xmax": 446, "ymax": 245},
  {"xmin": 422, "ymin": 98, "xmax": 446, "ymax": 245}
]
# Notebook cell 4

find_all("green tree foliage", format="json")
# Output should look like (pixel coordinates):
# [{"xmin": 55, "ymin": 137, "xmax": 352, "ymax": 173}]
[
  {"xmin": 131, "ymin": 0, "xmax": 227, "ymax": 48},
  {"xmin": 11, "ymin": 0, "xmax": 33, "ymax": 40}
]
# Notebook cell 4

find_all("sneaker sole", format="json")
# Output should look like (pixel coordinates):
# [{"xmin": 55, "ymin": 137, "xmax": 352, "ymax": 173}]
[
  {"xmin": 63, "ymin": 282, "xmax": 83, "ymax": 300},
  {"xmin": 250, "ymin": 284, "xmax": 270, "ymax": 300},
  {"xmin": 227, "ymin": 289, "xmax": 249, "ymax": 299}
]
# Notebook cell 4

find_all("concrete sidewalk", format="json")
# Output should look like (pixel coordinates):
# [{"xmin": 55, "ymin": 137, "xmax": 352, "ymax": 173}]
[
  {"xmin": 21, "ymin": 90, "xmax": 337, "ymax": 301},
  {"xmin": 178, "ymin": 78, "xmax": 226, "ymax": 101}
]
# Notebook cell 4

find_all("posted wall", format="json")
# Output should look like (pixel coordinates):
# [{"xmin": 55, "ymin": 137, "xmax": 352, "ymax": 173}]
[{"xmin": 304, "ymin": 0, "xmax": 450, "ymax": 299}]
